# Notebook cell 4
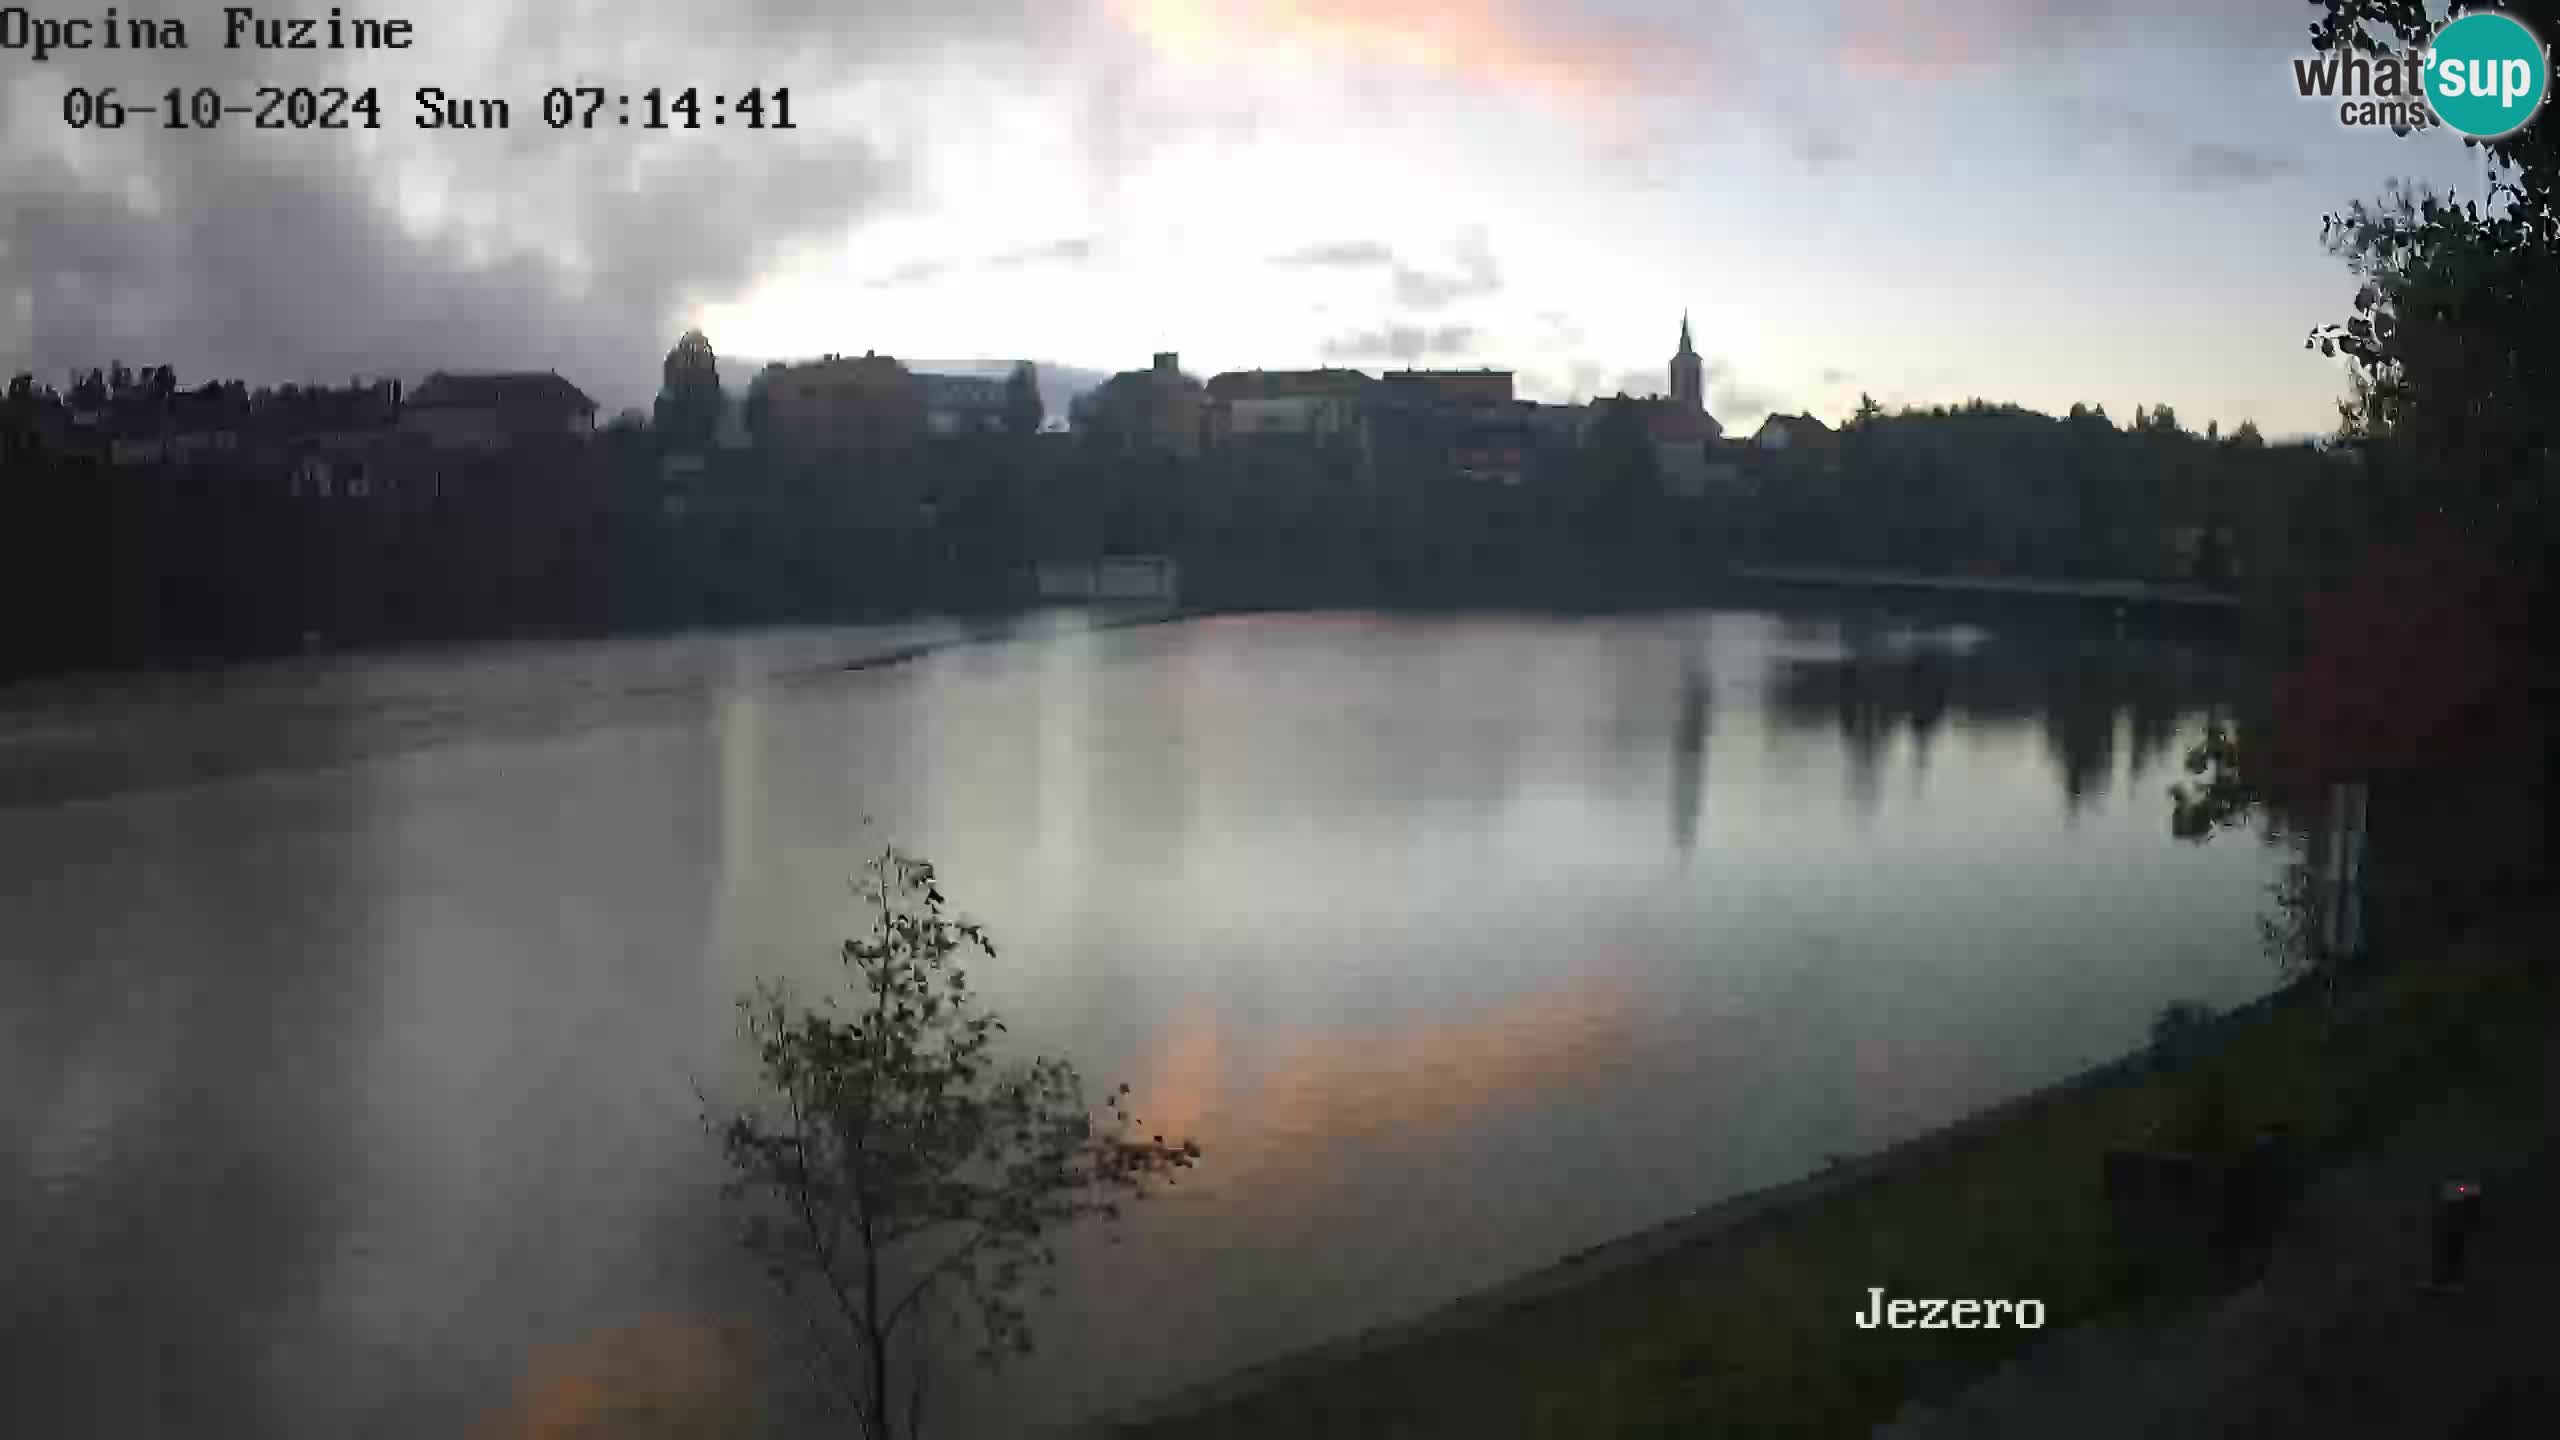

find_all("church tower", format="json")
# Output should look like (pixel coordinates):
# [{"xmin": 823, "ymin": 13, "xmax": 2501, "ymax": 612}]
[{"xmin": 1669, "ymin": 311, "xmax": 1703, "ymax": 413}]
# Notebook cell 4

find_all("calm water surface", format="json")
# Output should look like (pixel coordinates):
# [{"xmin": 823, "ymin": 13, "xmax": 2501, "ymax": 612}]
[{"xmin": 0, "ymin": 609, "xmax": 2290, "ymax": 1436}]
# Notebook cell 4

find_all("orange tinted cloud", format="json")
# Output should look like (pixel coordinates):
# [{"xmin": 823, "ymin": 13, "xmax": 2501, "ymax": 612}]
[
  {"xmin": 1835, "ymin": 0, "xmax": 2233, "ymax": 82},
  {"xmin": 1108, "ymin": 0, "xmax": 1729, "ymax": 117},
  {"xmin": 1839, "ymin": 0, "xmax": 2012, "ymax": 79},
  {"xmin": 1114, "ymin": 0, "xmax": 2222, "ymax": 97}
]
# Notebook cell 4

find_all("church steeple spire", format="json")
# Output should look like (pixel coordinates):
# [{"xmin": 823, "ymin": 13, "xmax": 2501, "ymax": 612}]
[{"xmin": 1670, "ymin": 307, "xmax": 1703, "ymax": 412}]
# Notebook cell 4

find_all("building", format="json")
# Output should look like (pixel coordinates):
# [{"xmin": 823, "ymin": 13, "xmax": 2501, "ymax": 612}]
[
  {"xmin": 1073, "ymin": 352, "xmax": 1208, "ymax": 459},
  {"xmin": 256, "ymin": 382, "xmax": 406, "ymax": 497},
  {"xmin": 1362, "ymin": 370, "xmax": 1527, "ymax": 483},
  {"xmin": 1753, "ymin": 412, "xmax": 1834, "ymax": 452},
  {"xmin": 1670, "ymin": 311, "xmax": 1705, "ymax": 413},
  {"xmin": 1451, "ymin": 418, "xmax": 1531, "ymax": 486},
  {"xmin": 1521, "ymin": 402, "xmax": 1590, "ymax": 446},
  {"xmin": 401, "ymin": 371, "xmax": 595, "ymax": 452},
  {"xmin": 1751, "ymin": 413, "xmax": 1843, "ymax": 477},
  {"xmin": 1379, "ymin": 368, "xmax": 1514, "ymax": 406},
  {"xmin": 270, "ymin": 379, "xmax": 404, "ymax": 455},
  {"xmin": 1647, "ymin": 406, "xmax": 1724, "ymax": 447},
  {"xmin": 1647, "ymin": 313, "xmax": 1724, "ymax": 438},
  {"xmin": 916, "ymin": 372, "xmax": 1009, "ymax": 436},
  {"xmin": 760, "ymin": 352, "xmax": 926, "ymax": 457},
  {"xmin": 1205, "ymin": 368, "xmax": 1376, "ymax": 403},
  {"xmin": 710, "ymin": 399, "xmax": 754, "ymax": 451},
  {"xmin": 1204, "ymin": 368, "xmax": 1376, "ymax": 446},
  {"xmin": 167, "ymin": 383, "xmax": 250, "ymax": 460},
  {"xmin": 1641, "ymin": 312, "xmax": 1734, "ymax": 495},
  {"xmin": 1657, "ymin": 436, "xmax": 1753, "ymax": 500}
]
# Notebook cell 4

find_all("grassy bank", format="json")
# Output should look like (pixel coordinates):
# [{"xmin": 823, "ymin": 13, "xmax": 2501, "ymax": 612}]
[{"xmin": 1104, "ymin": 905, "xmax": 2559, "ymax": 1439}]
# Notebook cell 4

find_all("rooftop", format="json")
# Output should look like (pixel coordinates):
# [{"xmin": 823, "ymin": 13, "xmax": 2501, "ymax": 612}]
[
  {"xmin": 1206, "ymin": 368, "xmax": 1378, "ymax": 401},
  {"xmin": 408, "ymin": 371, "xmax": 597, "ymax": 413}
]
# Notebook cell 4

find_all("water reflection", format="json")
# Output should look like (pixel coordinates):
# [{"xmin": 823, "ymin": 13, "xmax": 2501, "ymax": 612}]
[
  {"xmin": 1671, "ymin": 662, "xmax": 1712, "ymax": 853},
  {"xmin": 4, "ymin": 717, "xmax": 373, "ymax": 1436},
  {"xmin": 1764, "ymin": 619, "xmax": 2239, "ymax": 821},
  {"xmin": 1160, "ymin": 971, "xmax": 1642, "ymax": 1195},
  {"xmin": 465, "ymin": 1315, "xmax": 762, "ymax": 1439},
  {"xmin": 0, "ymin": 609, "xmax": 2285, "ymax": 1439}
]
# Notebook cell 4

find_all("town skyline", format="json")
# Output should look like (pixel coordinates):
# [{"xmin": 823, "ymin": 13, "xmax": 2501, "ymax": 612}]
[
  {"xmin": 14, "ymin": 315, "xmax": 2274, "ymax": 447},
  {"xmin": 0, "ymin": 0, "xmax": 2505, "ymax": 440}
]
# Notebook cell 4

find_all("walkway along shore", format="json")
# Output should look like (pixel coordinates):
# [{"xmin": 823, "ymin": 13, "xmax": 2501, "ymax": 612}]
[
  {"xmin": 1077, "ymin": 972, "xmax": 2332, "ymax": 1437},
  {"xmin": 1729, "ymin": 565, "xmax": 2245, "ymax": 611}
]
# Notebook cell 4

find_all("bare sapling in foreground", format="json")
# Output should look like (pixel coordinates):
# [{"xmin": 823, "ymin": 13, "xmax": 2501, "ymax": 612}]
[{"xmin": 706, "ymin": 844, "xmax": 1201, "ymax": 1440}]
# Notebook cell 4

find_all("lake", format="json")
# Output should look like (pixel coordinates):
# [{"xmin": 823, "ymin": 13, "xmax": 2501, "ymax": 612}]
[{"xmin": 0, "ymin": 607, "xmax": 2291, "ymax": 1437}]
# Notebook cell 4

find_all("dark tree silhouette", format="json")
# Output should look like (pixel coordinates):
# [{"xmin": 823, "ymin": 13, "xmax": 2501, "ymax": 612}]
[
  {"xmin": 655, "ymin": 329, "xmax": 725, "ymax": 451},
  {"xmin": 2169, "ymin": 0, "xmax": 2560, "ymax": 957},
  {"xmin": 1003, "ymin": 361, "xmax": 1043, "ymax": 438}
]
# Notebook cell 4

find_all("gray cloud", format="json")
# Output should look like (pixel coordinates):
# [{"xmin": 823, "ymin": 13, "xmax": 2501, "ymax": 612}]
[
  {"xmin": 872, "ymin": 257, "xmax": 962, "ymax": 289},
  {"xmin": 870, "ymin": 236, "xmax": 1101, "ymax": 288},
  {"xmin": 2048, "ymin": 97, "xmax": 2296, "ymax": 193},
  {"xmin": 2175, "ymin": 141, "xmax": 2296, "ymax": 190},
  {"xmin": 1269, "ymin": 230, "xmax": 1502, "ymax": 311},
  {"xmin": 2050, "ymin": 95, "xmax": 2146, "ymax": 144},
  {"xmin": 1793, "ymin": 127, "xmax": 1851, "ymax": 173},
  {"xmin": 984, "ymin": 237, "xmax": 1100, "ymax": 269},
  {"xmin": 1819, "ymin": 367, "xmax": 1852, "ymax": 384},
  {"xmin": 1585, "ymin": 133, "xmax": 1682, "ymax": 191},
  {"xmin": 1698, "ymin": 356, "xmax": 1778, "ymax": 419},
  {"xmin": 1512, "ymin": 369, "xmax": 1570, "ymax": 403},
  {"xmin": 1841, "ymin": 0, "xmax": 2299, "ymax": 77},
  {"xmin": 0, "ymin": 0, "xmax": 2300, "ymax": 423},
  {"xmin": 1391, "ymin": 229, "xmax": 1501, "ymax": 309},
  {"xmin": 1321, "ymin": 325, "xmax": 1477, "ymax": 362},
  {"xmin": 1068, "ymin": 29, "xmax": 1273, "ymax": 192},
  {"xmin": 1715, "ymin": 381, "xmax": 1778, "ymax": 422},
  {"xmin": 1270, "ymin": 241, "xmax": 1397, "ymax": 268},
  {"xmin": 0, "ymin": 0, "xmax": 1083, "ymax": 412}
]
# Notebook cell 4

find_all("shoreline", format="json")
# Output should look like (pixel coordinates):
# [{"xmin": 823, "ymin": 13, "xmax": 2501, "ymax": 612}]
[
  {"xmin": 0, "ymin": 576, "xmax": 2254, "ymax": 703},
  {"xmin": 0, "ymin": 604, "xmax": 1202, "ymax": 811},
  {"xmin": 1082, "ymin": 973, "xmax": 2320, "ymax": 1435}
]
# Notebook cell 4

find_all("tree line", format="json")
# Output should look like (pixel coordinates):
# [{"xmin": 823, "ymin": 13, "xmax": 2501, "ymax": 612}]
[
  {"xmin": 2163, "ymin": 0, "xmax": 2560, "ymax": 963},
  {"xmin": 0, "ymin": 362, "xmax": 2426, "ymax": 686}
]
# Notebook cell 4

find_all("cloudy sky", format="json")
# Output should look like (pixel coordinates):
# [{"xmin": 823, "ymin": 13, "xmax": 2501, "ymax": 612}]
[{"xmin": 0, "ymin": 0, "xmax": 2499, "ymax": 434}]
